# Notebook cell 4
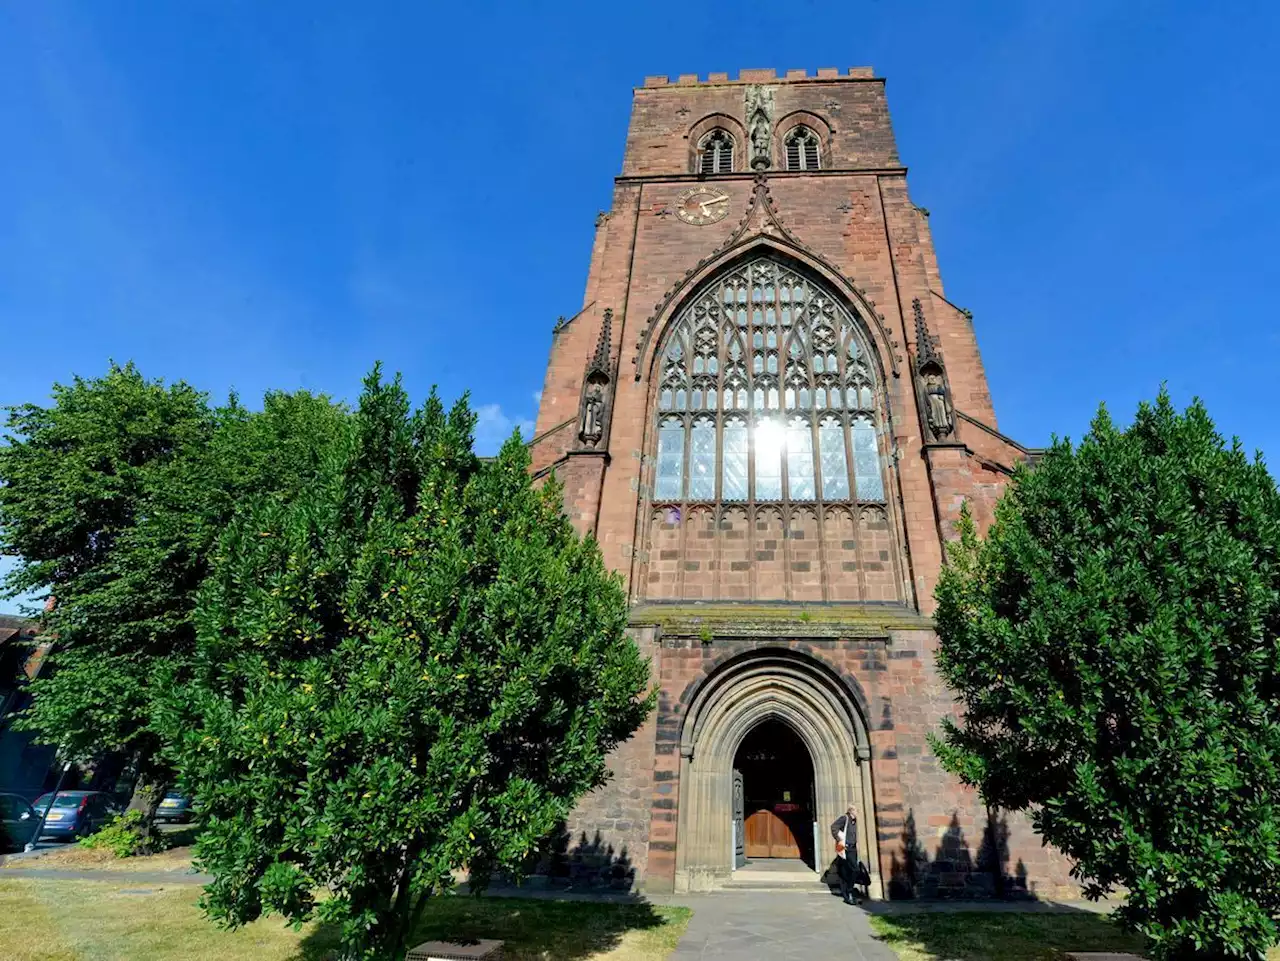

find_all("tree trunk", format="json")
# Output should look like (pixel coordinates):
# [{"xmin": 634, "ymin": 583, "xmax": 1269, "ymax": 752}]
[
  {"xmin": 124, "ymin": 775, "xmax": 168, "ymax": 855},
  {"xmin": 384, "ymin": 841, "xmax": 424, "ymax": 959}
]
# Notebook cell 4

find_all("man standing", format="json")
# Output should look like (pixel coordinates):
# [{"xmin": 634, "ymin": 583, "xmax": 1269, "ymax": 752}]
[{"xmin": 830, "ymin": 805, "xmax": 860, "ymax": 905}]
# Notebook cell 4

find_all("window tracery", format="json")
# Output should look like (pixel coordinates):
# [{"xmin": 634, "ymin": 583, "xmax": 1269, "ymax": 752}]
[
  {"xmin": 644, "ymin": 255, "xmax": 900, "ymax": 604},
  {"xmin": 653, "ymin": 256, "xmax": 884, "ymax": 506}
]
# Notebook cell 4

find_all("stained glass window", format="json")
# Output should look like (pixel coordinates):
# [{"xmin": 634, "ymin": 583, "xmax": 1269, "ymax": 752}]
[
  {"xmin": 755, "ymin": 418, "xmax": 783, "ymax": 501},
  {"xmin": 689, "ymin": 418, "xmax": 717, "ymax": 500},
  {"xmin": 819, "ymin": 416, "xmax": 849, "ymax": 500},
  {"xmin": 654, "ymin": 418, "xmax": 685, "ymax": 500},
  {"xmin": 852, "ymin": 416, "xmax": 884, "ymax": 501},
  {"xmin": 787, "ymin": 417, "xmax": 815, "ymax": 501},
  {"xmin": 652, "ymin": 255, "xmax": 886, "ymax": 507},
  {"xmin": 722, "ymin": 418, "xmax": 748, "ymax": 501}
]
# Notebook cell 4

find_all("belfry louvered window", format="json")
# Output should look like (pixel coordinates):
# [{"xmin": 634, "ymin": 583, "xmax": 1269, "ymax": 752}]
[
  {"xmin": 652, "ymin": 255, "xmax": 885, "ymax": 507},
  {"xmin": 698, "ymin": 129, "xmax": 735, "ymax": 174},
  {"xmin": 784, "ymin": 126, "xmax": 821, "ymax": 171}
]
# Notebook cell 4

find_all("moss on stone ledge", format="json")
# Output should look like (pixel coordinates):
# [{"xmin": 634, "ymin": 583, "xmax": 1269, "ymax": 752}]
[{"xmin": 628, "ymin": 602, "xmax": 934, "ymax": 639}]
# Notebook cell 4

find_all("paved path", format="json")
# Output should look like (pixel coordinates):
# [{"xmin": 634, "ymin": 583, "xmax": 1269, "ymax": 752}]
[
  {"xmin": 0, "ymin": 867, "xmax": 210, "ymax": 884},
  {"xmin": 664, "ymin": 891, "xmax": 899, "ymax": 961}
]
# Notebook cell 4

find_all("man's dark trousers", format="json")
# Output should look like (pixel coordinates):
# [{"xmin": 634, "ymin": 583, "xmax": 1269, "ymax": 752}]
[{"xmin": 837, "ymin": 854, "xmax": 857, "ymax": 903}]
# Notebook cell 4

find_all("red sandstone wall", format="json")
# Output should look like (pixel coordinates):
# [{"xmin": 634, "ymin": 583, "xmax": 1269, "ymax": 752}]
[
  {"xmin": 528, "ymin": 68, "xmax": 1073, "ymax": 898},
  {"xmin": 646, "ymin": 634, "xmax": 1078, "ymax": 899}
]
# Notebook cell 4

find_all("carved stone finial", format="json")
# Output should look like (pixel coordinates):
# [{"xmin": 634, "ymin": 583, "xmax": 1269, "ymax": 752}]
[
  {"xmin": 912, "ymin": 298, "xmax": 955, "ymax": 441},
  {"xmin": 744, "ymin": 84, "xmax": 776, "ymax": 171},
  {"xmin": 595, "ymin": 210, "xmax": 612, "ymax": 227},
  {"xmin": 912, "ymin": 298, "xmax": 942, "ymax": 369},
  {"xmin": 588, "ymin": 308, "xmax": 613, "ymax": 376}
]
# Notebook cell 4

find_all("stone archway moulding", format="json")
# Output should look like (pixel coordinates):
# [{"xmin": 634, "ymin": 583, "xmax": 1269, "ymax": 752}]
[{"xmin": 673, "ymin": 648, "xmax": 882, "ymax": 896}]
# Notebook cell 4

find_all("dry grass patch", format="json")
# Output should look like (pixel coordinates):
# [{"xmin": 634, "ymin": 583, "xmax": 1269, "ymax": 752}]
[
  {"xmin": 6, "ymin": 844, "xmax": 198, "ymax": 873},
  {"xmin": 3, "ymin": 826, "xmax": 201, "ymax": 874},
  {"xmin": 0, "ymin": 877, "xmax": 690, "ymax": 961}
]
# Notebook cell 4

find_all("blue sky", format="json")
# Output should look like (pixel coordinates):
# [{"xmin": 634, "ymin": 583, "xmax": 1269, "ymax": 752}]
[{"xmin": 2, "ymin": 1, "xmax": 1277, "ymax": 612}]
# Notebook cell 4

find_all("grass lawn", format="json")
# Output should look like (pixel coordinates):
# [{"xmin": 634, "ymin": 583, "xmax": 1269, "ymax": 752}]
[
  {"xmin": 869, "ymin": 912, "xmax": 1280, "ymax": 961},
  {"xmin": 0, "ymin": 877, "xmax": 691, "ymax": 961}
]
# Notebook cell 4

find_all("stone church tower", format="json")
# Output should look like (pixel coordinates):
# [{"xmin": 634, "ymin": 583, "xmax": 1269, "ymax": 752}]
[{"xmin": 530, "ymin": 67, "xmax": 1074, "ymax": 897}]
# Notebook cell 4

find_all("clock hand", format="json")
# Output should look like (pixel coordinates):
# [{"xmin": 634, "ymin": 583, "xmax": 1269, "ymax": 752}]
[{"xmin": 706, "ymin": 194, "xmax": 729, "ymax": 204}]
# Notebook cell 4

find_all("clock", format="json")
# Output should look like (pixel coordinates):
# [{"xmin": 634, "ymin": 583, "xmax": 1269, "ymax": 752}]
[{"xmin": 675, "ymin": 185, "xmax": 731, "ymax": 225}]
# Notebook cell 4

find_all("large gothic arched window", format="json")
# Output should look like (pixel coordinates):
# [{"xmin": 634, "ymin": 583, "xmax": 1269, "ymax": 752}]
[
  {"xmin": 653, "ymin": 256, "xmax": 884, "ymax": 506},
  {"xmin": 644, "ymin": 256, "xmax": 900, "ymax": 604}
]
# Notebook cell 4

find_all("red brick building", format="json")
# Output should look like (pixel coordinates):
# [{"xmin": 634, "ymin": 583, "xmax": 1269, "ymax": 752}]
[{"xmin": 529, "ymin": 67, "xmax": 1074, "ymax": 898}]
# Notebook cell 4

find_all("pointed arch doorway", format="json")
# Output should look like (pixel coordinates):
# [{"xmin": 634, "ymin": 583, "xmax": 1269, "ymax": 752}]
[
  {"xmin": 673, "ymin": 649, "xmax": 881, "ymax": 895},
  {"xmin": 735, "ymin": 719, "xmax": 815, "ymax": 867}
]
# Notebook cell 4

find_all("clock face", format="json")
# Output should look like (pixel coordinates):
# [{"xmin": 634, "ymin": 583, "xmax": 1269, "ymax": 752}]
[{"xmin": 675, "ymin": 185, "xmax": 731, "ymax": 226}]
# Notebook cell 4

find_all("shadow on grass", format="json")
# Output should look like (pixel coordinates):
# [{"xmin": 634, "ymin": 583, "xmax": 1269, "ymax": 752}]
[
  {"xmin": 866, "ymin": 911, "xmax": 1149, "ymax": 961},
  {"xmin": 294, "ymin": 895, "xmax": 688, "ymax": 961}
]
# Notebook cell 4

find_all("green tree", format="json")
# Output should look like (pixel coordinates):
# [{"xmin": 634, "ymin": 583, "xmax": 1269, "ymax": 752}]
[
  {"xmin": 0, "ymin": 364, "xmax": 347, "ymax": 847},
  {"xmin": 933, "ymin": 393, "xmax": 1280, "ymax": 960},
  {"xmin": 162, "ymin": 369, "xmax": 652, "ymax": 961}
]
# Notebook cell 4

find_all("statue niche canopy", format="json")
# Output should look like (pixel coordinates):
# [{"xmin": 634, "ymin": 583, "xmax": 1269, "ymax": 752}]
[{"xmin": 642, "ymin": 255, "xmax": 903, "ymax": 604}]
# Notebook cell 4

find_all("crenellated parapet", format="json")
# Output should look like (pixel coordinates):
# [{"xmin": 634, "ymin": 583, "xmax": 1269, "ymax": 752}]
[{"xmin": 642, "ymin": 67, "xmax": 879, "ymax": 88}]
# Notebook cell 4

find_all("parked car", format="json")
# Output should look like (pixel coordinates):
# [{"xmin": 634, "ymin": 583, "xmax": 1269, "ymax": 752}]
[
  {"xmin": 31, "ymin": 791, "xmax": 121, "ymax": 841},
  {"xmin": 0, "ymin": 793, "xmax": 40, "ymax": 851},
  {"xmin": 155, "ymin": 791, "xmax": 194, "ymax": 823}
]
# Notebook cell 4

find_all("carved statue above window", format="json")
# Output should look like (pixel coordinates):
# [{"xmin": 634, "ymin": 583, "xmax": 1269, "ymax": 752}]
[{"xmin": 744, "ymin": 85, "xmax": 775, "ymax": 171}]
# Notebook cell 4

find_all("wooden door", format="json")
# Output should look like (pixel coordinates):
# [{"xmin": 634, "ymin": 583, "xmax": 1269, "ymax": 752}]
[{"xmin": 744, "ymin": 809, "xmax": 803, "ymax": 859}]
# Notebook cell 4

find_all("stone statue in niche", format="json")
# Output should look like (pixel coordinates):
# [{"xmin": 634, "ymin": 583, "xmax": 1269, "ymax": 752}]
[
  {"xmin": 744, "ymin": 84, "xmax": 775, "ymax": 170},
  {"xmin": 911, "ymin": 297, "xmax": 957, "ymax": 444},
  {"xmin": 580, "ymin": 383, "xmax": 605, "ymax": 447},
  {"xmin": 575, "ymin": 307, "xmax": 614, "ymax": 451},
  {"xmin": 923, "ymin": 370, "xmax": 953, "ymax": 438}
]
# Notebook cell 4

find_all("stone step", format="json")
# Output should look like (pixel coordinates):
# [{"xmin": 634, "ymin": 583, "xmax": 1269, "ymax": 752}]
[
  {"xmin": 721, "ymin": 884, "xmax": 831, "ymax": 893},
  {"xmin": 722, "ymin": 876, "xmax": 831, "ymax": 891}
]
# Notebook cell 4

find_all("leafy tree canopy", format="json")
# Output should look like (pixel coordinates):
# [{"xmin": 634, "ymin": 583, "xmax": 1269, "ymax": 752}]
[
  {"xmin": 934, "ymin": 392, "xmax": 1280, "ymax": 960},
  {"xmin": 0, "ymin": 362, "xmax": 347, "ymax": 839},
  {"xmin": 162, "ymin": 368, "xmax": 653, "ymax": 961}
]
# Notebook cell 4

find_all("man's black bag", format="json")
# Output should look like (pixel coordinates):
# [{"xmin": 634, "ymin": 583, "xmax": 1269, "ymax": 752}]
[{"xmin": 822, "ymin": 858, "xmax": 871, "ymax": 889}]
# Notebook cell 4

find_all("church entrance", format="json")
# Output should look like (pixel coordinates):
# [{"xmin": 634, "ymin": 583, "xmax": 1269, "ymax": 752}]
[
  {"xmin": 733, "ymin": 719, "xmax": 815, "ymax": 868},
  {"xmin": 671, "ymin": 649, "xmax": 880, "ymax": 895}
]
